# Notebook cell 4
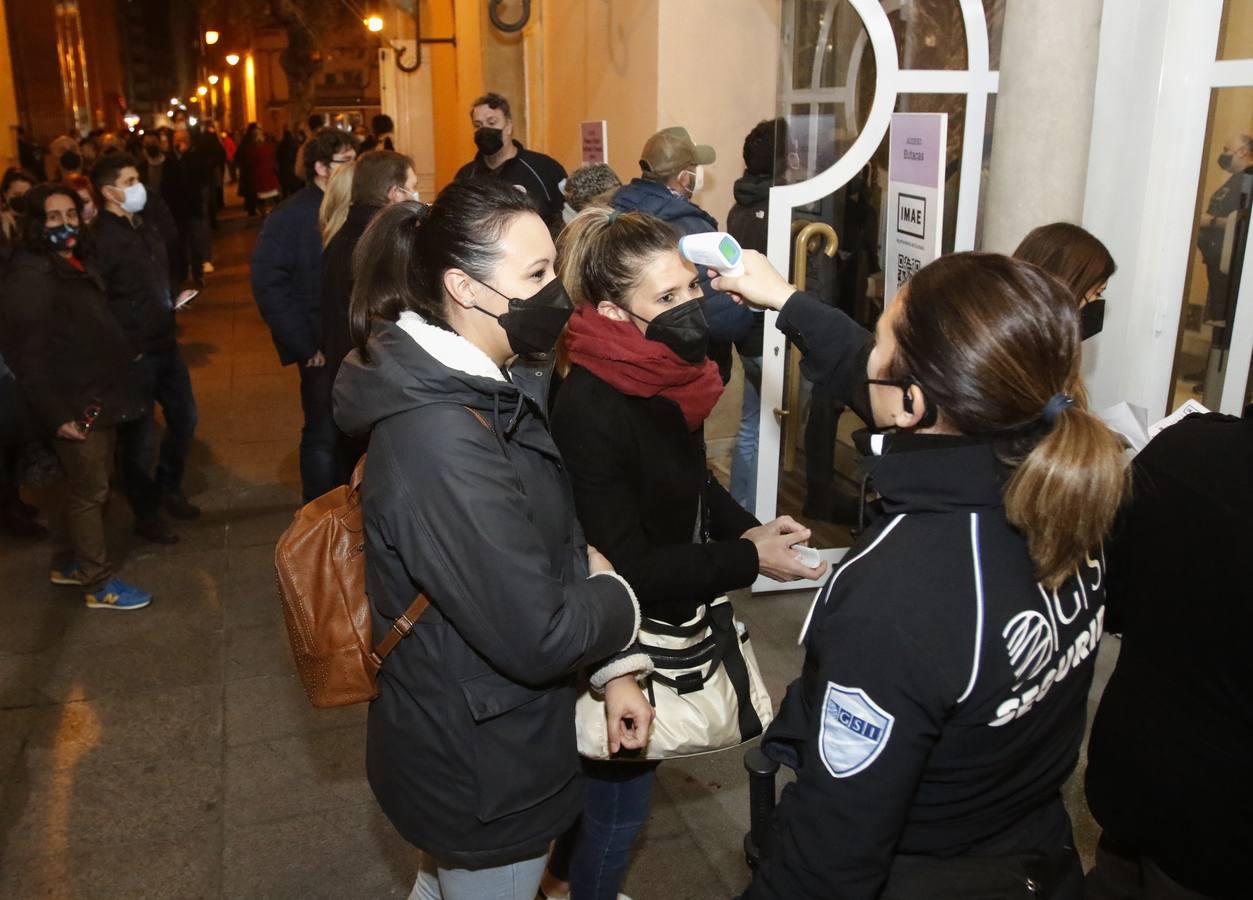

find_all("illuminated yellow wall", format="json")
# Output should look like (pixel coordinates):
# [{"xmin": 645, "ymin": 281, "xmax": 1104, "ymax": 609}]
[{"xmin": 0, "ymin": 0, "xmax": 20, "ymax": 165}]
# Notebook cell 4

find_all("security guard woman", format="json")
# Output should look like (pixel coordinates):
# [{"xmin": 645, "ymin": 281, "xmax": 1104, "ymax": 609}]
[{"xmin": 714, "ymin": 251, "xmax": 1127, "ymax": 900}]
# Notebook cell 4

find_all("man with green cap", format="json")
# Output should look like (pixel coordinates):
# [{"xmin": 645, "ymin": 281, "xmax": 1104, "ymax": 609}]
[{"xmin": 610, "ymin": 126, "xmax": 753, "ymax": 382}]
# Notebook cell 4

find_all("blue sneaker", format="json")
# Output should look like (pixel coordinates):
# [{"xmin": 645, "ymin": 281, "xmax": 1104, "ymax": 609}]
[
  {"xmin": 84, "ymin": 579, "xmax": 152, "ymax": 611},
  {"xmin": 50, "ymin": 563, "xmax": 87, "ymax": 586}
]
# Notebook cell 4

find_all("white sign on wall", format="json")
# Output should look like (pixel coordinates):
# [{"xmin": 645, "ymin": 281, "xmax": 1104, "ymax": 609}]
[
  {"xmin": 885, "ymin": 112, "xmax": 947, "ymax": 300},
  {"xmin": 581, "ymin": 120, "xmax": 608, "ymax": 165}
]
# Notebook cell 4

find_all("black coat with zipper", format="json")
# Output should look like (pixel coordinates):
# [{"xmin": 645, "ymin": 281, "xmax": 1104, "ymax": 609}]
[
  {"xmin": 333, "ymin": 313, "xmax": 643, "ymax": 868},
  {"xmin": 550, "ymin": 364, "xmax": 760, "ymax": 626},
  {"xmin": 0, "ymin": 248, "xmax": 146, "ymax": 433},
  {"xmin": 92, "ymin": 209, "xmax": 175, "ymax": 354}
]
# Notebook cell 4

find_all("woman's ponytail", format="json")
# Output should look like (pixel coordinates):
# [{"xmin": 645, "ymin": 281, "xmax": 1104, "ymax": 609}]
[
  {"xmin": 555, "ymin": 207, "xmax": 678, "ymax": 308},
  {"xmin": 892, "ymin": 253, "xmax": 1129, "ymax": 590},
  {"xmin": 1003, "ymin": 384, "xmax": 1128, "ymax": 589}
]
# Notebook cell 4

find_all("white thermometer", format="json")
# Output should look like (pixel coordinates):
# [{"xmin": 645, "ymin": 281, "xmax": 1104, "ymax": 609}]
[{"xmin": 678, "ymin": 232, "xmax": 746, "ymax": 277}]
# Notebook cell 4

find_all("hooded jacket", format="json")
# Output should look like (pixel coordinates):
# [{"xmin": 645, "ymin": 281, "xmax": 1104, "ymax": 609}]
[
  {"xmin": 744, "ymin": 293, "xmax": 1106, "ymax": 899},
  {"xmin": 333, "ymin": 313, "xmax": 645, "ymax": 868}
]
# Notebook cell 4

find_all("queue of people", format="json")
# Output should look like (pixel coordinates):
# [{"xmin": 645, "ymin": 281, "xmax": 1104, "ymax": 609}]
[{"xmin": 244, "ymin": 88, "xmax": 1246, "ymax": 900}]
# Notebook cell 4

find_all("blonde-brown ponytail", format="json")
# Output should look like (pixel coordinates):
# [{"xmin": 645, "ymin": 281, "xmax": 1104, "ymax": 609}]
[
  {"xmin": 890, "ymin": 253, "xmax": 1128, "ymax": 589},
  {"xmin": 556, "ymin": 207, "xmax": 678, "ymax": 308}
]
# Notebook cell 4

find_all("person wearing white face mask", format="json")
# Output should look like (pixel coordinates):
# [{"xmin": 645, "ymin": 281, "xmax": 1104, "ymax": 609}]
[
  {"xmin": 611, "ymin": 126, "xmax": 753, "ymax": 385},
  {"xmin": 91, "ymin": 152, "xmax": 202, "ymax": 540}
]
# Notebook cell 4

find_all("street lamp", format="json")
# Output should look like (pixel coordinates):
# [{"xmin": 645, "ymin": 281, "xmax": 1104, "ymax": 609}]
[
  {"xmin": 208, "ymin": 75, "xmax": 219, "ymax": 85},
  {"xmin": 225, "ymin": 53, "xmax": 240, "ymax": 66},
  {"xmin": 197, "ymin": 85, "xmax": 208, "ymax": 96},
  {"xmin": 205, "ymin": 30, "xmax": 220, "ymax": 45},
  {"xmin": 364, "ymin": 14, "xmax": 384, "ymax": 32}
]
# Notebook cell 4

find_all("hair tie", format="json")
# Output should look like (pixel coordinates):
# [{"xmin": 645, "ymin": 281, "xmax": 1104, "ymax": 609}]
[
  {"xmin": 1040, "ymin": 392, "xmax": 1074, "ymax": 428},
  {"xmin": 607, "ymin": 209, "xmax": 621, "ymax": 224}
]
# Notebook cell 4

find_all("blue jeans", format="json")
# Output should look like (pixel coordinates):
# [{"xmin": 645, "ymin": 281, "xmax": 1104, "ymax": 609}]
[
  {"xmin": 298, "ymin": 361, "xmax": 347, "ymax": 503},
  {"xmin": 568, "ymin": 761, "xmax": 658, "ymax": 900},
  {"xmin": 117, "ymin": 347, "xmax": 199, "ymax": 516},
  {"xmin": 408, "ymin": 851, "xmax": 546, "ymax": 900},
  {"xmin": 730, "ymin": 355, "xmax": 762, "ymax": 514}
]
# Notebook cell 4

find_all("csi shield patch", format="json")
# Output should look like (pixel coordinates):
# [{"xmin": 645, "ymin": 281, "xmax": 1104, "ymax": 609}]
[{"xmin": 818, "ymin": 682, "xmax": 894, "ymax": 778}]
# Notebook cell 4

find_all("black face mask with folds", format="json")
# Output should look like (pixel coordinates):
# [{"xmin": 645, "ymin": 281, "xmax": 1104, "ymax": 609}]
[
  {"xmin": 1080, "ymin": 297, "xmax": 1106, "ymax": 340},
  {"xmin": 474, "ymin": 127, "xmax": 506, "ymax": 156},
  {"xmin": 473, "ymin": 276, "xmax": 574, "ymax": 356},
  {"xmin": 627, "ymin": 299, "xmax": 710, "ymax": 365},
  {"xmin": 847, "ymin": 342, "xmax": 879, "ymax": 429},
  {"xmin": 1219, "ymin": 152, "xmax": 1234, "ymax": 171}
]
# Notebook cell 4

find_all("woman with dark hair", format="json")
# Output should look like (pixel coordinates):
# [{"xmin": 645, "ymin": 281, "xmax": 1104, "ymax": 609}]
[
  {"xmin": 541, "ymin": 208, "xmax": 826, "ymax": 900},
  {"xmin": 1014, "ymin": 222, "xmax": 1117, "ymax": 340},
  {"xmin": 720, "ymin": 250, "xmax": 1126, "ymax": 900},
  {"xmin": 0, "ymin": 183, "xmax": 151, "ymax": 609},
  {"xmin": 332, "ymin": 180, "xmax": 653, "ymax": 900},
  {"xmin": 1, "ymin": 167, "xmax": 37, "ymax": 254}
]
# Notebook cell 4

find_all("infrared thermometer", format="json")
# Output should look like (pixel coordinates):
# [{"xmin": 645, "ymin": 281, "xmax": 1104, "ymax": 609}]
[{"xmin": 678, "ymin": 232, "xmax": 746, "ymax": 277}]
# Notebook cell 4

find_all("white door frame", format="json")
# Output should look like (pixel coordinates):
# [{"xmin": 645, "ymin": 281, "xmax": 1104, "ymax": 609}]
[
  {"xmin": 1083, "ymin": 0, "xmax": 1253, "ymax": 418},
  {"xmin": 753, "ymin": 0, "xmax": 999, "ymax": 591}
]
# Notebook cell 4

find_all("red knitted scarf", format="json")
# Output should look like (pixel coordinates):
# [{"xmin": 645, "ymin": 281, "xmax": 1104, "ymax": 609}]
[{"xmin": 564, "ymin": 304, "xmax": 723, "ymax": 431}]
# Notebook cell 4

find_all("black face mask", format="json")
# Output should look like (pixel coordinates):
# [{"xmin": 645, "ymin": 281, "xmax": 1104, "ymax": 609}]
[
  {"xmin": 5, "ymin": 193, "xmax": 28, "ymax": 215},
  {"xmin": 848, "ymin": 342, "xmax": 938, "ymax": 432},
  {"xmin": 144, "ymin": 145, "xmax": 161, "ymax": 159},
  {"xmin": 625, "ymin": 299, "xmax": 710, "ymax": 365},
  {"xmin": 1080, "ymin": 297, "xmax": 1106, "ymax": 340},
  {"xmin": 60, "ymin": 151, "xmax": 82, "ymax": 171},
  {"xmin": 474, "ymin": 127, "xmax": 505, "ymax": 156},
  {"xmin": 474, "ymin": 276, "xmax": 574, "ymax": 356},
  {"xmin": 1219, "ymin": 152, "xmax": 1234, "ymax": 171}
]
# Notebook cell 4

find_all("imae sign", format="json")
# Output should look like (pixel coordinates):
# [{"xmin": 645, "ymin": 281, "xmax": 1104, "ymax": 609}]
[{"xmin": 886, "ymin": 112, "xmax": 947, "ymax": 300}]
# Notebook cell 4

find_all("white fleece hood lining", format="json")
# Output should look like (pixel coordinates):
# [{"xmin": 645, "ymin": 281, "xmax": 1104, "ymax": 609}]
[{"xmin": 395, "ymin": 310, "xmax": 506, "ymax": 384}]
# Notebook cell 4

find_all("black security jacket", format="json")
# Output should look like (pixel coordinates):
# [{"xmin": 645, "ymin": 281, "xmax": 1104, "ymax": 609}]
[
  {"xmin": 455, "ymin": 141, "xmax": 567, "ymax": 227},
  {"xmin": 1085, "ymin": 412, "xmax": 1252, "ymax": 899},
  {"xmin": 333, "ymin": 314, "xmax": 641, "ymax": 868},
  {"xmin": 92, "ymin": 210, "xmax": 174, "ymax": 354},
  {"xmin": 551, "ymin": 365, "xmax": 760, "ymax": 626},
  {"xmin": 745, "ymin": 293, "xmax": 1105, "ymax": 900}
]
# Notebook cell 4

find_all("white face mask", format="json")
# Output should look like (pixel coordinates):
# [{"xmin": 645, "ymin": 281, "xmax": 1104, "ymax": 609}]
[
  {"xmin": 686, "ymin": 165, "xmax": 705, "ymax": 197},
  {"xmin": 118, "ymin": 182, "xmax": 147, "ymax": 214}
]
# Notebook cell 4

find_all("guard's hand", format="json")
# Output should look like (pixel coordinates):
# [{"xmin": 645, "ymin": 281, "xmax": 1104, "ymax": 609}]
[
  {"xmin": 587, "ymin": 544, "xmax": 615, "ymax": 576},
  {"xmin": 604, "ymin": 674, "xmax": 654, "ymax": 754},
  {"xmin": 305, "ymin": 350, "xmax": 326, "ymax": 368},
  {"xmin": 56, "ymin": 421, "xmax": 87, "ymax": 442},
  {"xmin": 710, "ymin": 250, "xmax": 797, "ymax": 311}
]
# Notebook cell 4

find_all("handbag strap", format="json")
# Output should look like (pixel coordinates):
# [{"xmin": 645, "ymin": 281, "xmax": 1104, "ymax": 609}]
[{"xmin": 369, "ymin": 405, "xmax": 494, "ymax": 665}]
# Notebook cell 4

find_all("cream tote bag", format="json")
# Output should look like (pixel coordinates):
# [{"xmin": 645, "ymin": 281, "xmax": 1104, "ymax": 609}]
[{"xmin": 576, "ymin": 596, "xmax": 774, "ymax": 760}]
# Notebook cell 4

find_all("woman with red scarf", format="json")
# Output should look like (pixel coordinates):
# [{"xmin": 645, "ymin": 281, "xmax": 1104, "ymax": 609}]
[{"xmin": 545, "ymin": 209, "xmax": 826, "ymax": 900}]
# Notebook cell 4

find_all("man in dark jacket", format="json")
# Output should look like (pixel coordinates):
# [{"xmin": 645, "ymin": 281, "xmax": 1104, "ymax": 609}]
[
  {"xmin": 162, "ymin": 131, "xmax": 212, "ymax": 287},
  {"xmin": 250, "ymin": 127, "xmax": 359, "ymax": 502},
  {"xmin": 92, "ymin": 152, "xmax": 199, "ymax": 541},
  {"xmin": 456, "ymin": 92, "xmax": 566, "ymax": 228},
  {"xmin": 613, "ymin": 126, "xmax": 753, "ymax": 383},
  {"xmin": 1084, "ymin": 408, "xmax": 1253, "ymax": 900},
  {"xmin": 0, "ymin": 184, "xmax": 152, "ymax": 609}
]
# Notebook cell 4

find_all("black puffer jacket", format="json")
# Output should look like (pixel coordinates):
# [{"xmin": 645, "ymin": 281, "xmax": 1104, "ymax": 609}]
[
  {"xmin": 333, "ymin": 313, "xmax": 644, "ymax": 868},
  {"xmin": 0, "ymin": 248, "xmax": 146, "ymax": 432}
]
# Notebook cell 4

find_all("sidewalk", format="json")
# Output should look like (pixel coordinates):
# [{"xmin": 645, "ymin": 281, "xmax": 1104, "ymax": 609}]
[{"xmin": 0, "ymin": 204, "xmax": 1111, "ymax": 898}]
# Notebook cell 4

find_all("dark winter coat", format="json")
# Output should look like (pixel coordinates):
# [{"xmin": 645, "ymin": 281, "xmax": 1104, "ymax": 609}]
[
  {"xmin": 551, "ymin": 365, "xmax": 759, "ymax": 626},
  {"xmin": 744, "ymin": 293, "xmax": 1105, "ymax": 899},
  {"xmin": 251, "ymin": 184, "xmax": 325, "ymax": 365},
  {"xmin": 455, "ymin": 141, "xmax": 567, "ymax": 227},
  {"xmin": 333, "ymin": 313, "xmax": 643, "ymax": 868},
  {"xmin": 92, "ymin": 210, "xmax": 174, "ymax": 354},
  {"xmin": 319, "ymin": 203, "xmax": 381, "ymax": 376},
  {"xmin": 611, "ymin": 178, "xmax": 754, "ymax": 380},
  {"xmin": 1085, "ymin": 411, "xmax": 1253, "ymax": 900},
  {"xmin": 726, "ymin": 174, "xmax": 773, "ymax": 359},
  {"xmin": 0, "ymin": 249, "xmax": 146, "ymax": 432}
]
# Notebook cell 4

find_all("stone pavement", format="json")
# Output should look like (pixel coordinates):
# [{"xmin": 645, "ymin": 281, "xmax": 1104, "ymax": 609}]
[{"xmin": 0, "ymin": 207, "xmax": 1113, "ymax": 899}]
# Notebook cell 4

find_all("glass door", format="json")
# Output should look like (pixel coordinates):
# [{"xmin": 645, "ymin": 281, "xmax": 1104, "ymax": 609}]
[{"xmin": 751, "ymin": 0, "xmax": 1003, "ymax": 590}]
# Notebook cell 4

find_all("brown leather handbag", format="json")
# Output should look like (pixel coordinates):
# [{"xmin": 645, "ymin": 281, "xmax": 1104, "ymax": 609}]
[{"xmin": 274, "ymin": 455, "xmax": 428, "ymax": 708}]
